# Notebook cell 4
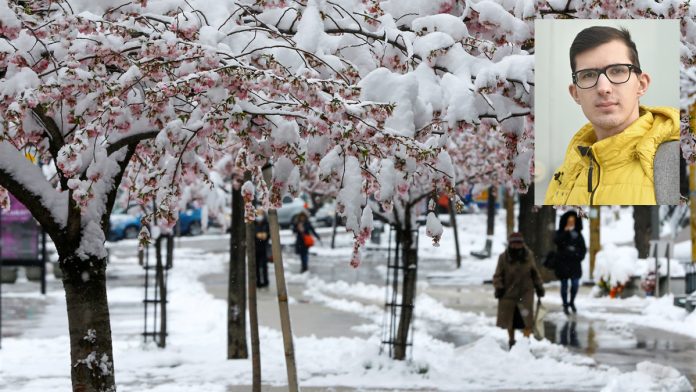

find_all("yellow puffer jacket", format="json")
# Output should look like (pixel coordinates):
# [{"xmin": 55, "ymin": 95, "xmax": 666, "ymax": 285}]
[{"xmin": 544, "ymin": 106, "xmax": 679, "ymax": 205}]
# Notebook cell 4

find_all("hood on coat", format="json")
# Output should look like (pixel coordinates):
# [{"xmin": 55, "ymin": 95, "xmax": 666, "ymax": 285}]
[{"xmin": 558, "ymin": 210, "xmax": 583, "ymax": 232}]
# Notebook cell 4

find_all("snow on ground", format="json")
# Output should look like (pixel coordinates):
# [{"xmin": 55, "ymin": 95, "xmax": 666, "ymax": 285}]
[
  {"xmin": 2, "ymin": 206, "xmax": 695, "ymax": 391},
  {"xmin": 418, "ymin": 206, "xmax": 696, "ymax": 340},
  {"xmin": 1, "ymin": 245, "xmax": 692, "ymax": 391},
  {"xmin": 298, "ymin": 268, "xmax": 692, "ymax": 391}
]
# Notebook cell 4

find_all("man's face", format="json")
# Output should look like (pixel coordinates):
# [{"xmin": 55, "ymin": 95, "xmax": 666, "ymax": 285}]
[{"xmin": 569, "ymin": 40, "xmax": 651, "ymax": 139}]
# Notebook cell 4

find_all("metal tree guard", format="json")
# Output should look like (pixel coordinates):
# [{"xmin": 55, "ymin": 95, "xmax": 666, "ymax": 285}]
[
  {"xmin": 380, "ymin": 224, "xmax": 419, "ymax": 359},
  {"xmin": 142, "ymin": 234, "xmax": 173, "ymax": 348}
]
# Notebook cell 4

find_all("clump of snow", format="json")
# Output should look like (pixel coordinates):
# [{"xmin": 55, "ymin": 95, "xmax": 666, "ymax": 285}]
[
  {"xmin": 595, "ymin": 244, "xmax": 639, "ymax": 286},
  {"xmin": 441, "ymin": 73, "xmax": 477, "ymax": 125},
  {"xmin": 293, "ymin": 0, "xmax": 325, "ymax": 53},
  {"xmin": 318, "ymin": 145, "xmax": 342, "ymax": 178},
  {"xmin": 601, "ymin": 361, "xmax": 693, "ymax": 392},
  {"xmin": 358, "ymin": 68, "xmax": 428, "ymax": 137},
  {"xmin": 411, "ymin": 14, "xmax": 469, "ymax": 40},
  {"xmin": 376, "ymin": 159, "xmax": 396, "ymax": 202},
  {"xmin": 642, "ymin": 294, "xmax": 689, "ymax": 321},
  {"xmin": 468, "ymin": 1, "xmax": 532, "ymax": 42},
  {"xmin": 412, "ymin": 31, "xmax": 454, "ymax": 59},
  {"xmin": 336, "ymin": 156, "xmax": 363, "ymax": 233},
  {"xmin": 425, "ymin": 212, "xmax": 443, "ymax": 246}
]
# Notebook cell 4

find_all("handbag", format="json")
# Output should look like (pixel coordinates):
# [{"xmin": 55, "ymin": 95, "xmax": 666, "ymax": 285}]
[
  {"xmin": 303, "ymin": 233, "xmax": 315, "ymax": 247},
  {"xmin": 543, "ymin": 251, "xmax": 557, "ymax": 270},
  {"xmin": 533, "ymin": 298, "xmax": 547, "ymax": 341}
]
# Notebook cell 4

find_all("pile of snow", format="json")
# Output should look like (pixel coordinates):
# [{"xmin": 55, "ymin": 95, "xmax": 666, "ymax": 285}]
[
  {"xmin": 595, "ymin": 244, "xmax": 639, "ymax": 286},
  {"xmin": 595, "ymin": 244, "xmax": 686, "ymax": 287},
  {"xmin": 602, "ymin": 361, "xmax": 693, "ymax": 392}
]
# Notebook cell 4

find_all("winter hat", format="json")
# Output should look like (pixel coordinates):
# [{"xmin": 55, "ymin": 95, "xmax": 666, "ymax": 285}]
[{"xmin": 508, "ymin": 232, "xmax": 524, "ymax": 245}]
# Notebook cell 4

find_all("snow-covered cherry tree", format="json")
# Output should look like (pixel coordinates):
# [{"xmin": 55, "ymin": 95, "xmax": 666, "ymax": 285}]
[
  {"xmin": 0, "ymin": 0, "xmax": 467, "ymax": 389},
  {"xmin": 256, "ymin": 1, "xmax": 535, "ymax": 359}
]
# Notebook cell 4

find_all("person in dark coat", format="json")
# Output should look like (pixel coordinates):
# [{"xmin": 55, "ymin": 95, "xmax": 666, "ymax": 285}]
[
  {"xmin": 293, "ymin": 211, "xmax": 319, "ymax": 273},
  {"xmin": 254, "ymin": 208, "xmax": 270, "ymax": 288},
  {"xmin": 553, "ymin": 210, "xmax": 587, "ymax": 315},
  {"xmin": 493, "ymin": 232, "xmax": 545, "ymax": 349}
]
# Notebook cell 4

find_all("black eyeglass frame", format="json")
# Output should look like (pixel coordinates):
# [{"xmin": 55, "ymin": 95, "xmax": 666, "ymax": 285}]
[{"xmin": 571, "ymin": 63, "xmax": 642, "ymax": 89}]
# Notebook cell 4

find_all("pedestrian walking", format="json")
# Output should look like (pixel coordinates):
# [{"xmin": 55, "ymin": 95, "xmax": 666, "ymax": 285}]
[
  {"xmin": 293, "ymin": 211, "xmax": 319, "ymax": 273},
  {"xmin": 553, "ymin": 210, "xmax": 587, "ymax": 315},
  {"xmin": 493, "ymin": 232, "xmax": 545, "ymax": 349},
  {"xmin": 254, "ymin": 208, "xmax": 270, "ymax": 288}
]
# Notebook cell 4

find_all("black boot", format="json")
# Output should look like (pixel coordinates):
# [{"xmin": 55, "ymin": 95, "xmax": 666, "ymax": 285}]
[
  {"xmin": 563, "ymin": 305, "xmax": 570, "ymax": 316},
  {"xmin": 570, "ymin": 303, "xmax": 577, "ymax": 313}
]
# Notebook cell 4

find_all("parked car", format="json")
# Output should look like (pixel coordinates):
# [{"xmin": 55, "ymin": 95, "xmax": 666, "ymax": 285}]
[
  {"xmin": 108, "ymin": 211, "xmax": 142, "ymax": 241},
  {"xmin": 278, "ymin": 196, "xmax": 310, "ymax": 229},
  {"xmin": 108, "ymin": 205, "xmax": 204, "ymax": 241},
  {"xmin": 311, "ymin": 200, "xmax": 337, "ymax": 227}
]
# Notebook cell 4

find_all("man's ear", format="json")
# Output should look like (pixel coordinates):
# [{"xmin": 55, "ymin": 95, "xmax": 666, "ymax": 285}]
[
  {"xmin": 637, "ymin": 72, "xmax": 651, "ymax": 97},
  {"xmin": 568, "ymin": 84, "xmax": 580, "ymax": 104}
]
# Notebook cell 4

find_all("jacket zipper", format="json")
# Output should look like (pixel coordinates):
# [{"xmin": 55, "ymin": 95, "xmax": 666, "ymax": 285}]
[{"xmin": 587, "ymin": 149, "xmax": 600, "ymax": 206}]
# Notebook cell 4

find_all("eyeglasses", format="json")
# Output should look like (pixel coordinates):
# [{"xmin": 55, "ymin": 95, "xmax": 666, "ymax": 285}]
[{"xmin": 572, "ymin": 63, "xmax": 642, "ymax": 89}]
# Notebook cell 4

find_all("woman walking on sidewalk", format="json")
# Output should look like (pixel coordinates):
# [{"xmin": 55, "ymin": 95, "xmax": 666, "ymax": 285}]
[
  {"xmin": 293, "ymin": 211, "xmax": 319, "ymax": 273},
  {"xmin": 493, "ymin": 232, "xmax": 545, "ymax": 349},
  {"xmin": 553, "ymin": 210, "xmax": 587, "ymax": 315}
]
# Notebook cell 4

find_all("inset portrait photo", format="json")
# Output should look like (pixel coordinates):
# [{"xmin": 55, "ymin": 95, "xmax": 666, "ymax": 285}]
[{"xmin": 535, "ymin": 19, "xmax": 680, "ymax": 205}]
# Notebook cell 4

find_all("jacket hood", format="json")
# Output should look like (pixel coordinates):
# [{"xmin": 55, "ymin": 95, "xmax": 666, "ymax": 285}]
[{"xmin": 558, "ymin": 210, "xmax": 583, "ymax": 232}]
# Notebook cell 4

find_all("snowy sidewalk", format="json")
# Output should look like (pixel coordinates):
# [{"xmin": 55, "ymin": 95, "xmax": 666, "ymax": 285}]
[{"xmin": 1, "ymin": 245, "xmax": 694, "ymax": 391}]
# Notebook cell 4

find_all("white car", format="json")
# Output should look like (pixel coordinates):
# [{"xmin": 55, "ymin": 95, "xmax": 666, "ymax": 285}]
[{"xmin": 277, "ymin": 196, "xmax": 311, "ymax": 228}]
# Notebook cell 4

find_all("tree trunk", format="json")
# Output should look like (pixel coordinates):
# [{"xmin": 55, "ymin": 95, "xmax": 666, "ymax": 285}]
[
  {"xmin": 60, "ymin": 255, "xmax": 116, "ymax": 392},
  {"xmin": 228, "ymin": 186, "xmax": 248, "ymax": 359},
  {"xmin": 633, "ymin": 206, "xmax": 652, "ymax": 259},
  {"xmin": 505, "ymin": 188, "xmax": 514, "ymax": 237},
  {"xmin": 245, "ymin": 172, "xmax": 261, "ymax": 391},
  {"xmin": 518, "ymin": 184, "xmax": 555, "ymax": 281},
  {"xmin": 448, "ymin": 199, "xmax": 461, "ymax": 268},
  {"xmin": 331, "ymin": 212, "xmax": 339, "ymax": 249},
  {"xmin": 263, "ymin": 165, "xmax": 299, "ymax": 391},
  {"xmin": 154, "ymin": 237, "xmax": 167, "ymax": 348},
  {"xmin": 394, "ymin": 207, "xmax": 417, "ymax": 360},
  {"xmin": 589, "ymin": 207, "xmax": 601, "ymax": 280},
  {"xmin": 267, "ymin": 208, "xmax": 299, "ymax": 391}
]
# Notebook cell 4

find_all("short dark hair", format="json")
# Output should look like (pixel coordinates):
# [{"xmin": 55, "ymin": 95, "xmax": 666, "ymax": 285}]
[{"xmin": 569, "ymin": 26, "xmax": 640, "ymax": 72}]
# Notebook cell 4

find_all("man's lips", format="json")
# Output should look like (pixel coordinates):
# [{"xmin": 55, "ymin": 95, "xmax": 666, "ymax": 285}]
[{"xmin": 596, "ymin": 102, "xmax": 618, "ymax": 108}]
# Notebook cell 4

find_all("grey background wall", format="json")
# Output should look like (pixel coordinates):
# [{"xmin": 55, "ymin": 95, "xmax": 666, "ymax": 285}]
[{"xmin": 534, "ymin": 19, "xmax": 680, "ymax": 204}]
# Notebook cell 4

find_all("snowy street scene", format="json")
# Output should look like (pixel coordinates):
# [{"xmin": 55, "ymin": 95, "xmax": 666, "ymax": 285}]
[
  {"xmin": 1, "ymin": 1, "xmax": 696, "ymax": 392},
  {"xmin": 3, "ymin": 208, "xmax": 696, "ymax": 391}
]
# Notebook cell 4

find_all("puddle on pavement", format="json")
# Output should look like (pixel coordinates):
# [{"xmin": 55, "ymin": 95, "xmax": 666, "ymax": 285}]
[
  {"xmin": 431, "ymin": 317, "xmax": 696, "ymax": 386},
  {"xmin": 289, "ymin": 248, "xmax": 696, "ymax": 386},
  {"xmin": 541, "ymin": 317, "xmax": 696, "ymax": 386}
]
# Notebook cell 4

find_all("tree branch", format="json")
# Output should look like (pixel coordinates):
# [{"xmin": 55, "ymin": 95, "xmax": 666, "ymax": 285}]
[
  {"xmin": 106, "ymin": 130, "xmax": 160, "ymax": 155},
  {"xmin": 0, "ymin": 166, "xmax": 65, "ymax": 246},
  {"xmin": 101, "ymin": 143, "xmax": 138, "ymax": 235}
]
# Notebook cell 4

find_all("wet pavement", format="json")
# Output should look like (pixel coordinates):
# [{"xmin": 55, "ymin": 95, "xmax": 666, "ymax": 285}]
[
  {"xmin": 298, "ymin": 244, "xmax": 696, "ymax": 388},
  {"xmin": 420, "ymin": 283, "xmax": 696, "ymax": 387},
  {"xmin": 3, "ymin": 234, "xmax": 696, "ymax": 390},
  {"xmin": 544, "ymin": 317, "xmax": 696, "ymax": 387}
]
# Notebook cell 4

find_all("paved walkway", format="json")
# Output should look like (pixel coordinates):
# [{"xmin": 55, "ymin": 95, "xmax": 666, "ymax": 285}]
[{"xmin": 3, "ymin": 238, "xmax": 696, "ymax": 390}]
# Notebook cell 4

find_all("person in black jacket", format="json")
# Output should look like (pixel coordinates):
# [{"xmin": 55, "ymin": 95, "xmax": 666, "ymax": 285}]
[
  {"xmin": 254, "ymin": 208, "xmax": 270, "ymax": 288},
  {"xmin": 293, "ymin": 211, "xmax": 319, "ymax": 273},
  {"xmin": 554, "ymin": 210, "xmax": 587, "ymax": 315}
]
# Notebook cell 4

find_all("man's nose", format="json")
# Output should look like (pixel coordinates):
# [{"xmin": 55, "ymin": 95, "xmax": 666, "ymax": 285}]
[{"xmin": 596, "ymin": 73, "xmax": 612, "ymax": 94}]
